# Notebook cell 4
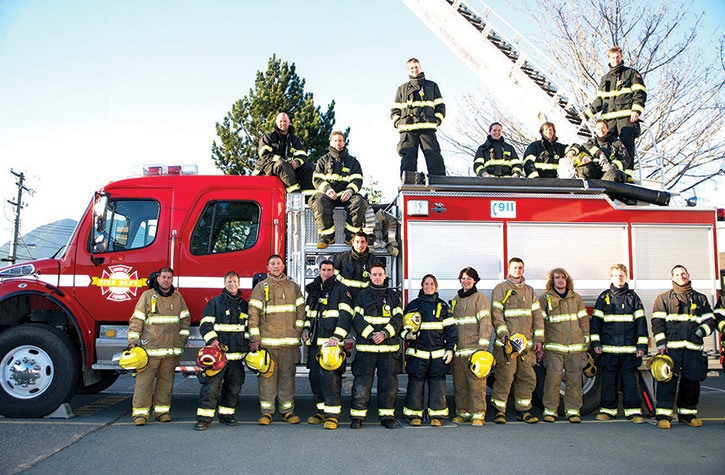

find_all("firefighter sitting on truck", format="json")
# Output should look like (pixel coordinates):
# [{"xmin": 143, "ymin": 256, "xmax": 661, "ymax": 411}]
[
  {"xmin": 591, "ymin": 263, "xmax": 648, "ymax": 423},
  {"xmin": 651, "ymin": 265, "xmax": 715, "ymax": 429},
  {"xmin": 539, "ymin": 267, "xmax": 590, "ymax": 423},
  {"xmin": 490, "ymin": 257, "xmax": 544, "ymax": 424},
  {"xmin": 308, "ymin": 131, "xmax": 368, "ymax": 249},
  {"xmin": 473, "ymin": 122, "xmax": 523, "ymax": 178},
  {"xmin": 248, "ymin": 254, "xmax": 306, "ymax": 426},
  {"xmin": 401, "ymin": 274, "xmax": 457, "ymax": 427},
  {"xmin": 194, "ymin": 271, "xmax": 249, "ymax": 431},
  {"xmin": 302, "ymin": 260, "xmax": 353, "ymax": 430},
  {"xmin": 450, "ymin": 266, "xmax": 491, "ymax": 427},
  {"xmin": 566, "ymin": 120, "xmax": 630, "ymax": 183},
  {"xmin": 254, "ymin": 112, "xmax": 314, "ymax": 194},
  {"xmin": 128, "ymin": 267, "xmax": 190, "ymax": 426},
  {"xmin": 523, "ymin": 122, "xmax": 568, "ymax": 178}
]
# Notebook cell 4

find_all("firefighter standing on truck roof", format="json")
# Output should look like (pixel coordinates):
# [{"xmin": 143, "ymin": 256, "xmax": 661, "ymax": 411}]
[
  {"xmin": 391, "ymin": 57, "xmax": 447, "ymax": 177},
  {"xmin": 248, "ymin": 254, "xmax": 306, "ymax": 425},
  {"xmin": 302, "ymin": 260, "xmax": 354, "ymax": 430},
  {"xmin": 254, "ymin": 112, "xmax": 314, "ymax": 194},
  {"xmin": 651, "ymin": 265, "xmax": 715, "ymax": 429},
  {"xmin": 584, "ymin": 46, "xmax": 647, "ymax": 161},
  {"xmin": 450, "ymin": 267, "xmax": 491, "ymax": 426},
  {"xmin": 539, "ymin": 268, "xmax": 590, "ymax": 423},
  {"xmin": 333, "ymin": 231, "xmax": 378, "ymax": 303},
  {"xmin": 349, "ymin": 262, "xmax": 403, "ymax": 429},
  {"xmin": 591, "ymin": 263, "xmax": 648, "ymax": 423},
  {"xmin": 128, "ymin": 267, "xmax": 190, "ymax": 426},
  {"xmin": 473, "ymin": 122, "xmax": 523, "ymax": 178},
  {"xmin": 194, "ymin": 271, "xmax": 249, "ymax": 431},
  {"xmin": 401, "ymin": 274, "xmax": 457, "ymax": 427},
  {"xmin": 309, "ymin": 131, "xmax": 368, "ymax": 249},
  {"xmin": 490, "ymin": 257, "xmax": 544, "ymax": 424}
]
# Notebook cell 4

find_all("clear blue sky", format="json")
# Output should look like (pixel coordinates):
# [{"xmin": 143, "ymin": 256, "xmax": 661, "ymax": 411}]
[{"xmin": 0, "ymin": 0, "xmax": 722, "ymax": 250}]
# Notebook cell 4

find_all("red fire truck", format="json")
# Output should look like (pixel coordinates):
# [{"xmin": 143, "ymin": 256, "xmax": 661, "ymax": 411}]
[{"xmin": 0, "ymin": 168, "xmax": 721, "ymax": 417}]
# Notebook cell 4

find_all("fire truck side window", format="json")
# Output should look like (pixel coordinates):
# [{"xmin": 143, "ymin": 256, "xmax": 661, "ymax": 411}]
[
  {"xmin": 91, "ymin": 199, "xmax": 160, "ymax": 253},
  {"xmin": 190, "ymin": 201, "xmax": 260, "ymax": 255}
]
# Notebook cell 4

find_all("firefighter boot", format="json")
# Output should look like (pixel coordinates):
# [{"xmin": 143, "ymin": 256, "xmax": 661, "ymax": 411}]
[{"xmin": 324, "ymin": 418, "xmax": 339, "ymax": 430}]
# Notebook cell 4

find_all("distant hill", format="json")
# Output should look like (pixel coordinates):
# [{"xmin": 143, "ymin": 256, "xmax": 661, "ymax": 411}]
[{"xmin": 0, "ymin": 219, "xmax": 77, "ymax": 263}]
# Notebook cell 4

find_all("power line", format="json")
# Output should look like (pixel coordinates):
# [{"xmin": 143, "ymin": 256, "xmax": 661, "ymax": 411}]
[{"xmin": 2, "ymin": 170, "xmax": 34, "ymax": 264}]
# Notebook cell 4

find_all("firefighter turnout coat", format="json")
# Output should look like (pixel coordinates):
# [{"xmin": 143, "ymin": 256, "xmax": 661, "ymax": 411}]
[
  {"xmin": 523, "ymin": 138, "xmax": 568, "ymax": 178},
  {"xmin": 473, "ymin": 135, "xmax": 522, "ymax": 177},
  {"xmin": 585, "ymin": 64, "xmax": 647, "ymax": 127},
  {"xmin": 391, "ymin": 74, "xmax": 445, "ymax": 133}
]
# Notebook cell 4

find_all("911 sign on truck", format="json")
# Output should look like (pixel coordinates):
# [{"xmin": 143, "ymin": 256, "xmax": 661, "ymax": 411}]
[{"xmin": 0, "ymin": 167, "xmax": 721, "ymax": 418}]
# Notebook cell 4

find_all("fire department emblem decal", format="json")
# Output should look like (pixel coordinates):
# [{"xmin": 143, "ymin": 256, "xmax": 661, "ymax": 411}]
[{"xmin": 92, "ymin": 265, "xmax": 147, "ymax": 302}]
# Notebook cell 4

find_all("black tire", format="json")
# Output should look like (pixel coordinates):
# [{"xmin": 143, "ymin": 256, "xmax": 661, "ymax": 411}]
[
  {"xmin": 534, "ymin": 361, "xmax": 602, "ymax": 415},
  {"xmin": 0, "ymin": 324, "xmax": 80, "ymax": 418},
  {"xmin": 76, "ymin": 371, "xmax": 119, "ymax": 395}
]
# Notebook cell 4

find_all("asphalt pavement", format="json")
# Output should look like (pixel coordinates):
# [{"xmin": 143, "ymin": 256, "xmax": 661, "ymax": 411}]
[{"xmin": 2, "ymin": 372, "xmax": 725, "ymax": 474}]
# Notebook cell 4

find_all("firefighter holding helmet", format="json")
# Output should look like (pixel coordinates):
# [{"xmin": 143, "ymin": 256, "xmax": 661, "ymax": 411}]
[
  {"xmin": 401, "ymin": 274, "xmax": 457, "ymax": 427},
  {"xmin": 651, "ymin": 265, "xmax": 715, "ymax": 429},
  {"xmin": 490, "ymin": 258, "xmax": 544, "ymax": 424},
  {"xmin": 127, "ymin": 267, "xmax": 190, "ymax": 426},
  {"xmin": 194, "ymin": 271, "xmax": 249, "ymax": 431},
  {"xmin": 248, "ymin": 254, "xmax": 306, "ymax": 425},
  {"xmin": 450, "ymin": 266, "xmax": 492, "ymax": 426},
  {"xmin": 539, "ymin": 267, "xmax": 590, "ymax": 423},
  {"xmin": 302, "ymin": 260, "xmax": 354, "ymax": 430}
]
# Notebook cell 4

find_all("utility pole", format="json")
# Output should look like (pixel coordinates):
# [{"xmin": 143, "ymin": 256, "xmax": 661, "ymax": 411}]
[{"xmin": 3, "ymin": 170, "xmax": 33, "ymax": 264}]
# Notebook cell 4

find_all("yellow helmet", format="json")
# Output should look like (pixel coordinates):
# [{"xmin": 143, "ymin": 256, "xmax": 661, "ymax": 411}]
[
  {"xmin": 118, "ymin": 346, "xmax": 149, "ymax": 372},
  {"xmin": 468, "ymin": 350, "xmax": 495, "ymax": 379},
  {"xmin": 649, "ymin": 354, "xmax": 675, "ymax": 383},
  {"xmin": 505, "ymin": 333, "xmax": 528, "ymax": 356},
  {"xmin": 317, "ymin": 343, "xmax": 346, "ymax": 371},
  {"xmin": 583, "ymin": 352, "xmax": 598, "ymax": 378},
  {"xmin": 402, "ymin": 311, "xmax": 421, "ymax": 333},
  {"xmin": 245, "ymin": 349, "xmax": 275, "ymax": 378}
]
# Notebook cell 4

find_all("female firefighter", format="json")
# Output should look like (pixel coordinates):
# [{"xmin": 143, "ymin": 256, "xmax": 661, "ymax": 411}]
[
  {"xmin": 402, "ymin": 274, "xmax": 457, "ymax": 426},
  {"xmin": 450, "ymin": 267, "xmax": 492, "ymax": 426}
]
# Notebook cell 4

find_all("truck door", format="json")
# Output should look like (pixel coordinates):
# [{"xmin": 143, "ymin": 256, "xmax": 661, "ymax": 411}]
[{"xmin": 73, "ymin": 190, "xmax": 171, "ymax": 323}]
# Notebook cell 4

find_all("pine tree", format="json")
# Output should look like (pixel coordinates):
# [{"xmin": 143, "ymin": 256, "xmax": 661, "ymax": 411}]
[{"xmin": 212, "ymin": 54, "xmax": 346, "ymax": 175}]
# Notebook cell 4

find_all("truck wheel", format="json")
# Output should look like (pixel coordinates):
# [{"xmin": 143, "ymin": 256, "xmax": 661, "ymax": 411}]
[
  {"xmin": 76, "ymin": 371, "xmax": 119, "ymax": 395},
  {"xmin": 534, "ymin": 362, "xmax": 601, "ymax": 415},
  {"xmin": 0, "ymin": 324, "xmax": 80, "ymax": 418}
]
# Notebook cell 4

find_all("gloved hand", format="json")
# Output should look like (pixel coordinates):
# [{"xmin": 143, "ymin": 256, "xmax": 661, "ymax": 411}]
[
  {"xmin": 249, "ymin": 341, "xmax": 261, "ymax": 351},
  {"xmin": 511, "ymin": 172, "xmax": 521, "ymax": 178},
  {"xmin": 405, "ymin": 332, "xmax": 418, "ymax": 341},
  {"xmin": 694, "ymin": 327, "xmax": 705, "ymax": 338},
  {"xmin": 442, "ymin": 350, "xmax": 454, "ymax": 364},
  {"xmin": 600, "ymin": 159, "xmax": 615, "ymax": 173}
]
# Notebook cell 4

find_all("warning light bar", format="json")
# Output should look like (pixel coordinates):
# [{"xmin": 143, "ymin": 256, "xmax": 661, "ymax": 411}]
[{"xmin": 134, "ymin": 164, "xmax": 199, "ymax": 176}]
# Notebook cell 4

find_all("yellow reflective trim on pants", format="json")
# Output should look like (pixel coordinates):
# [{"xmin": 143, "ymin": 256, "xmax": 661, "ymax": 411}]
[
  {"xmin": 154, "ymin": 405, "xmax": 170, "ymax": 414},
  {"xmin": 356, "ymin": 344, "xmax": 399, "ymax": 353},
  {"xmin": 378, "ymin": 408, "xmax": 395, "ymax": 417},
  {"xmin": 405, "ymin": 348, "xmax": 446, "ymax": 359},
  {"xmin": 623, "ymin": 408, "xmax": 642, "ymax": 417},
  {"xmin": 491, "ymin": 398, "xmax": 506, "ymax": 410},
  {"xmin": 403, "ymin": 407, "xmax": 424, "ymax": 417},
  {"xmin": 600, "ymin": 407, "xmax": 617, "ymax": 416},
  {"xmin": 656, "ymin": 408, "xmax": 674, "ymax": 416},
  {"xmin": 678, "ymin": 408, "xmax": 697, "ymax": 415},
  {"xmin": 133, "ymin": 408, "xmax": 150, "ymax": 417},
  {"xmin": 197, "ymin": 408, "xmax": 216, "ymax": 418},
  {"xmin": 324, "ymin": 405, "xmax": 342, "ymax": 415},
  {"xmin": 350, "ymin": 409, "xmax": 367, "ymax": 417},
  {"xmin": 429, "ymin": 408, "xmax": 448, "ymax": 417}
]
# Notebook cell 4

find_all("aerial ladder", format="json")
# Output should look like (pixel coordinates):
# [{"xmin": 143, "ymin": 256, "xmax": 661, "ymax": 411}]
[{"xmin": 401, "ymin": 0, "xmax": 593, "ymax": 144}]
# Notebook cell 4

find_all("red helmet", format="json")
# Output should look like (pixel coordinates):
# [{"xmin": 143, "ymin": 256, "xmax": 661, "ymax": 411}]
[{"xmin": 197, "ymin": 346, "xmax": 227, "ymax": 376}]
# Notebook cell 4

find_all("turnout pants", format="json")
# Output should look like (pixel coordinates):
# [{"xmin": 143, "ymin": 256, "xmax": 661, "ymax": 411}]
[
  {"xmin": 491, "ymin": 348, "xmax": 536, "ymax": 413},
  {"xmin": 452, "ymin": 355, "xmax": 487, "ymax": 421},
  {"xmin": 397, "ymin": 130, "xmax": 446, "ymax": 176},
  {"xmin": 350, "ymin": 351, "xmax": 399, "ymax": 421},
  {"xmin": 606, "ymin": 118, "xmax": 640, "ymax": 163},
  {"xmin": 258, "ymin": 160, "xmax": 314, "ymax": 192},
  {"xmin": 132, "ymin": 355, "xmax": 180, "ymax": 419},
  {"xmin": 542, "ymin": 351, "xmax": 587, "ymax": 417},
  {"xmin": 308, "ymin": 193, "xmax": 368, "ymax": 240},
  {"xmin": 598, "ymin": 353, "xmax": 642, "ymax": 417},
  {"xmin": 196, "ymin": 360, "xmax": 246, "ymax": 422},
  {"xmin": 655, "ymin": 349, "xmax": 707, "ymax": 421},
  {"xmin": 576, "ymin": 163, "xmax": 625, "ymax": 182},
  {"xmin": 308, "ymin": 346, "xmax": 344, "ymax": 419},
  {"xmin": 258, "ymin": 346, "xmax": 300, "ymax": 415},
  {"xmin": 403, "ymin": 355, "xmax": 450, "ymax": 419}
]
